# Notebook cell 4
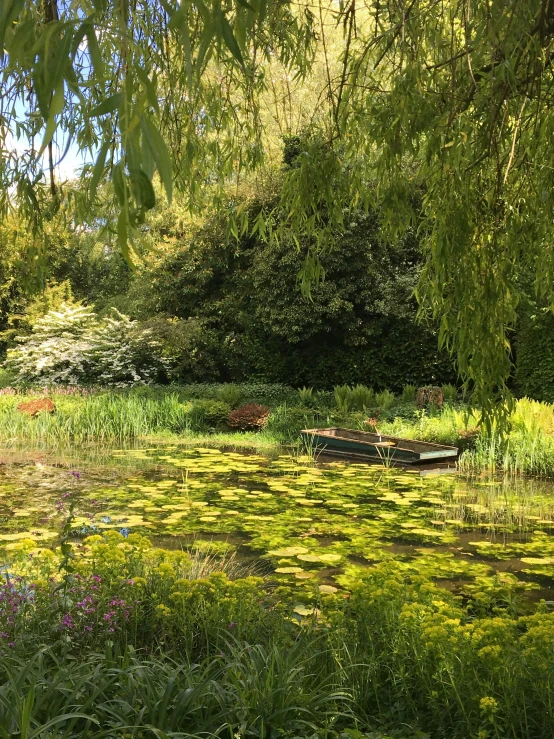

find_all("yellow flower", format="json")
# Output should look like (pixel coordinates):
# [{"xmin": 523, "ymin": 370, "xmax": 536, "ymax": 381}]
[{"xmin": 479, "ymin": 696, "xmax": 499, "ymax": 715}]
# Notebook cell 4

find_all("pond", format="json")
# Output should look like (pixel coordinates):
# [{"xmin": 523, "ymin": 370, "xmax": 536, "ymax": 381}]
[{"xmin": 2, "ymin": 443, "xmax": 554, "ymax": 602}]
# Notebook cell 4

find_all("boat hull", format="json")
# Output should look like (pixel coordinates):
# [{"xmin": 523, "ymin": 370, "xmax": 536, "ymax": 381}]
[{"xmin": 301, "ymin": 428, "xmax": 458, "ymax": 465}]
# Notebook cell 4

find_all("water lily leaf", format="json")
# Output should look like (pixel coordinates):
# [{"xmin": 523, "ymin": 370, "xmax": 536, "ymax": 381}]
[
  {"xmin": 293, "ymin": 604, "xmax": 316, "ymax": 616},
  {"xmin": 319, "ymin": 584, "xmax": 338, "ymax": 594},
  {"xmin": 268, "ymin": 546, "xmax": 309, "ymax": 556},
  {"xmin": 275, "ymin": 566, "xmax": 303, "ymax": 574}
]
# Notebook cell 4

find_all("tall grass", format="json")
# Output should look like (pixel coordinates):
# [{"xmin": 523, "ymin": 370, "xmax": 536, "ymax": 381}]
[
  {"xmin": 0, "ymin": 393, "xmax": 193, "ymax": 443},
  {"xmin": 0, "ymin": 641, "xmax": 350, "ymax": 738}
]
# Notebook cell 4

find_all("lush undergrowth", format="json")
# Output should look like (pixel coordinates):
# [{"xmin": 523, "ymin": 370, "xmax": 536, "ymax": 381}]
[
  {"xmin": 1, "ymin": 531, "xmax": 554, "ymax": 738},
  {"xmin": 2, "ymin": 384, "xmax": 554, "ymax": 475}
]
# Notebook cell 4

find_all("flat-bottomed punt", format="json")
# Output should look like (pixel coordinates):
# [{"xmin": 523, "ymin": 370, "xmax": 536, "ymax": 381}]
[{"xmin": 301, "ymin": 427, "xmax": 458, "ymax": 465}]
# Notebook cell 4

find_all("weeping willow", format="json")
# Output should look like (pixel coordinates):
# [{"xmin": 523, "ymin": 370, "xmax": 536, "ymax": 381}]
[{"xmin": 2, "ymin": 0, "xmax": 554, "ymax": 422}]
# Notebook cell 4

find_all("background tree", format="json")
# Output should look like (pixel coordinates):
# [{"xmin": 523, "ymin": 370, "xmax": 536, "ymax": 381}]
[{"xmin": 4, "ymin": 1, "xmax": 554, "ymax": 419}]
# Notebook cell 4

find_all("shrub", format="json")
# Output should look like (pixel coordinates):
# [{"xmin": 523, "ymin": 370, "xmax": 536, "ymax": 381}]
[
  {"xmin": 442, "ymin": 383, "xmax": 458, "ymax": 403},
  {"xmin": 5, "ymin": 303, "xmax": 168, "ymax": 387},
  {"xmin": 297, "ymin": 386, "xmax": 315, "ymax": 406},
  {"xmin": 401, "ymin": 383, "xmax": 416, "ymax": 402},
  {"xmin": 415, "ymin": 385, "xmax": 444, "ymax": 409},
  {"xmin": 227, "ymin": 403, "xmax": 270, "ymax": 430},
  {"xmin": 375, "ymin": 389, "xmax": 395, "ymax": 410},
  {"xmin": 350, "ymin": 384, "xmax": 374, "ymax": 411},
  {"xmin": 336, "ymin": 385, "xmax": 376, "ymax": 412},
  {"xmin": 186, "ymin": 399, "xmax": 232, "ymax": 430},
  {"xmin": 516, "ymin": 311, "xmax": 554, "ymax": 402},
  {"xmin": 334, "ymin": 385, "xmax": 352, "ymax": 413},
  {"xmin": 216, "ymin": 383, "xmax": 243, "ymax": 407}
]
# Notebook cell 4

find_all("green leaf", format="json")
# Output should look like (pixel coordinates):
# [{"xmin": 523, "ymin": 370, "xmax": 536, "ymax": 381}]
[
  {"xmin": 38, "ymin": 83, "xmax": 64, "ymax": 157},
  {"xmin": 6, "ymin": 19, "xmax": 35, "ymax": 61},
  {"xmin": 0, "ymin": 0, "xmax": 24, "ymax": 61},
  {"xmin": 221, "ymin": 16, "xmax": 244, "ymax": 66},
  {"xmin": 136, "ymin": 68, "xmax": 159, "ymax": 113},
  {"xmin": 129, "ymin": 168, "xmax": 156, "ymax": 210},
  {"xmin": 141, "ymin": 115, "xmax": 173, "ymax": 204},
  {"xmin": 112, "ymin": 161, "xmax": 127, "ymax": 206},
  {"xmin": 20, "ymin": 684, "xmax": 35, "ymax": 739},
  {"xmin": 28, "ymin": 714, "xmax": 98, "ymax": 739},
  {"xmin": 117, "ymin": 208, "xmax": 130, "ymax": 264},
  {"xmin": 90, "ymin": 92, "xmax": 124, "ymax": 117},
  {"xmin": 89, "ymin": 138, "xmax": 110, "ymax": 202},
  {"xmin": 86, "ymin": 23, "xmax": 104, "ymax": 81}
]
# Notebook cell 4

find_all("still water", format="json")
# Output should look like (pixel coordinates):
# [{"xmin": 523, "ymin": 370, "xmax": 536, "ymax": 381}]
[{"xmin": 1, "ymin": 444, "xmax": 554, "ymax": 600}]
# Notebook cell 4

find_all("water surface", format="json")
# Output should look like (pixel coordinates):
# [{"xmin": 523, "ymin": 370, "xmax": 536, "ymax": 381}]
[{"xmin": 2, "ymin": 444, "xmax": 554, "ymax": 601}]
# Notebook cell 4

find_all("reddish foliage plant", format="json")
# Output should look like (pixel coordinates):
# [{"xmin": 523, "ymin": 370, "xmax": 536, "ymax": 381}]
[
  {"xmin": 16, "ymin": 398, "xmax": 56, "ymax": 417},
  {"xmin": 227, "ymin": 403, "xmax": 270, "ymax": 431}
]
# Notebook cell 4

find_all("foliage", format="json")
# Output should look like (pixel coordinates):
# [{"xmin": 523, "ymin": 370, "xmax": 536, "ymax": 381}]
[
  {"xmin": 5, "ymin": 0, "xmax": 554, "ymax": 421},
  {"xmin": 137, "ymin": 198, "xmax": 456, "ymax": 389},
  {"xmin": 227, "ymin": 403, "xmax": 271, "ymax": 431},
  {"xmin": 442, "ymin": 384, "xmax": 458, "ymax": 404},
  {"xmin": 335, "ymin": 385, "xmax": 375, "ymax": 413},
  {"xmin": 401, "ymin": 384, "xmax": 416, "ymax": 403},
  {"xmin": 516, "ymin": 311, "xmax": 554, "ymax": 403},
  {"xmin": 375, "ymin": 390, "xmax": 395, "ymax": 411},
  {"xmin": 3, "ymin": 531, "xmax": 554, "ymax": 737},
  {"xmin": 6, "ymin": 303, "xmax": 96, "ymax": 385},
  {"xmin": 216, "ymin": 383, "xmax": 243, "ymax": 408},
  {"xmin": 337, "ymin": 564, "xmax": 554, "ymax": 738},
  {"xmin": 5, "ymin": 303, "xmax": 168, "ymax": 386}
]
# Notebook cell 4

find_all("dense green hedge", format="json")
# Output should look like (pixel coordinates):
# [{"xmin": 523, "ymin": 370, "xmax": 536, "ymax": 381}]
[
  {"xmin": 222, "ymin": 317, "xmax": 454, "ymax": 389},
  {"xmin": 135, "ymin": 204, "xmax": 457, "ymax": 389},
  {"xmin": 516, "ymin": 312, "xmax": 554, "ymax": 402}
]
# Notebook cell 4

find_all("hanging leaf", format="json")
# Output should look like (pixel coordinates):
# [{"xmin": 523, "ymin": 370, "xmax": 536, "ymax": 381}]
[
  {"xmin": 129, "ymin": 168, "xmax": 156, "ymax": 210},
  {"xmin": 141, "ymin": 115, "xmax": 173, "ymax": 204},
  {"xmin": 117, "ymin": 208, "xmax": 130, "ymax": 264},
  {"xmin": 38, "ymin": 82, "xmax": 64, "ymax": 157},
  {"xmin": 90, "ymin": 92, "xmax": 125, "ymax": 117},
  {"xmin": 221, "ymin": 16, "xmax": 244, "ymax": 67},
  {"xmin": 112, "ymin": 161, "xmax": 127, "ymax": 206},
  {"xmin": 89, "ymin": 138, "xmax": 110, "ymax": 202},
  {"xmin": 0, "ymin": 0, "xmax": 25, "ymax": 61}
]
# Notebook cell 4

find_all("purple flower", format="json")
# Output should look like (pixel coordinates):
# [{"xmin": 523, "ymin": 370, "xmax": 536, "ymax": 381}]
[
  {"xmin": 71, "ymin": 471, "xmax": 81, "ymax": 479},
  {"xmin": 228, "ymin": 622, "xmax": 235, "ymax": 630},
  {"xmin": 61, "ymin": 613, "xmax": 74, "ymax": 630}
]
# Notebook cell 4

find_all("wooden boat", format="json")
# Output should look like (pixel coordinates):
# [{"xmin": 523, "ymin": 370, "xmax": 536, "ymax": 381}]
[{"xmin": 300, "ymin": 427, "xmax": 458, "ymax": 465}]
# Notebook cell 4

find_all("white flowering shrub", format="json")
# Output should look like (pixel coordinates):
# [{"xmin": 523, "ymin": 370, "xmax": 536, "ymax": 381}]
[
  {"xmin": 5, "ymin": 303, "xmax": 168, "ymax": 386},
  {"xmin": 85, "ymin": 309, "xmax": 168, "ymax": 386}
]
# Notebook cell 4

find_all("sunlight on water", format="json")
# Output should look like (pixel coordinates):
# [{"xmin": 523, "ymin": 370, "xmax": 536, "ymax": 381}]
[{"xmin": 1, "ymin": 444, "xmax": 554, "ymax": 598}]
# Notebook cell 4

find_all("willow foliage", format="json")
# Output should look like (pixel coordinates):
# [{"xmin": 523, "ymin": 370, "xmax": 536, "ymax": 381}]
[{"xmin": 3, "ymin": 0, "xmax": 554, "ymax": 420}]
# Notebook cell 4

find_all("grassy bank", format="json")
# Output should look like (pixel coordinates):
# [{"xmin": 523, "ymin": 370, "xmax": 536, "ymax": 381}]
[
  {"xmin": 2, "ymin": 531, "xmax": 554, "ymax": 738},
  {"xmin": 2, "ymin": 384, "xmax": 554, "ymax": 476}
]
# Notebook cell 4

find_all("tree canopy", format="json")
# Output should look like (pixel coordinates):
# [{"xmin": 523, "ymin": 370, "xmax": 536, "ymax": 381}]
[{"xmin": 2, "ymin": 0, "xmax": 554, "ymax": 421}]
